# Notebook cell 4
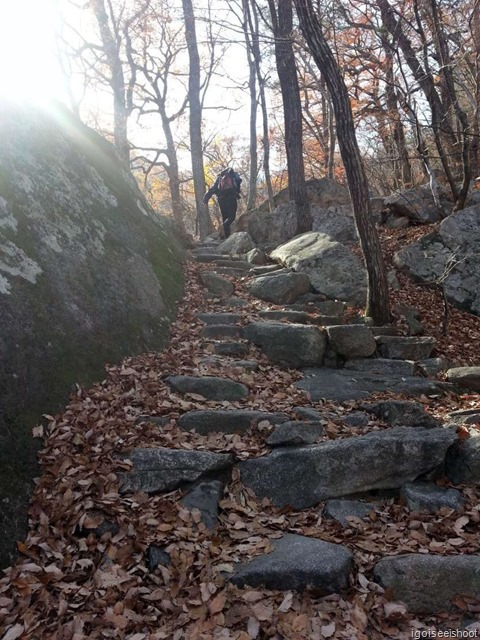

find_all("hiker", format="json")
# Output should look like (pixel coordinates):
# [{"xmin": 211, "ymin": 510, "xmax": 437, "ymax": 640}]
[{"xmin": 203, "ymin": 168, "xmax": 242, "ymax": 238}]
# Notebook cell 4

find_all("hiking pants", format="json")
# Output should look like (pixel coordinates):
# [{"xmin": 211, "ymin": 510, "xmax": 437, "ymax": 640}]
[{"xmin": 218, "ymin": 193, "xmax": 238, "ymax": 238}]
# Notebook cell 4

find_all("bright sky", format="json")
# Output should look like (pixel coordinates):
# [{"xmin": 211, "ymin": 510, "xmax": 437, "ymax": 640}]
[{"xmin": 0, "ymin": 0, "xmax": 65, "ymax": 105}]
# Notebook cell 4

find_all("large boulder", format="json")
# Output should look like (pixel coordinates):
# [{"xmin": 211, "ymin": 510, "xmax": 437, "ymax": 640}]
[
  {"xmin": 0, "ymin": 103, "xmax": 185, "ymax": 569},
  {"xmin": 234, "ymin": 178, "xmax": 351, "ymax": 244},
  {"xmin": 217, "ymin": 232, "xmax": 255, "ymax": 256},
  {"xmin": 382, "ymin": 185, "xmax": 453, "ymax": 223},
  {"xmin": 246, "ymin": 272, "xmax": 311, "ymax": 304},
  {"xmin": 394, "ymin": 205, "xmax": 480, "ymax": 316},
  {"xmin": 311, "ymin": 204, "xmax": 358, "ymax": 244},
  {"xmin": 270, "ymin": 232, "xmax": 367, "ymax": 306},
  {"xmin": 245, "ymin": 322, "xmax": 326, "ymax": 367},
  {"xmin": 240, "ymin": 427, "xmax": 457, "ymax": 508}
]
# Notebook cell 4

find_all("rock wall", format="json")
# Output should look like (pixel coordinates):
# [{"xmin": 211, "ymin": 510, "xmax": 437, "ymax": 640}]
[{"xmin": 0, "ymin": 102, "xmax": 186, "ymax": 568}]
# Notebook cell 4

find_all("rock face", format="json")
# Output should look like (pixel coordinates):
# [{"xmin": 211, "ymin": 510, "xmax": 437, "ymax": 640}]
[
  {"xmin": 394, "ymin": 205, "xmax": 480, "ymax": 316},
  {"xmin": 229, "ymin": 533, "xmax": 353, "ymax": 593},
  {"xmin": 240, "ymin": 427, "xmax": 456, "ymax": 508},
  {"xmin": 311, "ymin": 204, "xmax": 358, "ymax": 243},
  {"xmin": 373, "ymin": 554, "xmax": 480, "ymax": 613},
  {"xmin": 382, "ymin": 185, "xmax": 452, "ymax": 223},
  {"xmin": 270, "ymin": 232, "xmax": 367, "ymax": 306},
  {"xmin": 0, "ymin": 103, "xmax": 185, "ymax": 569}
]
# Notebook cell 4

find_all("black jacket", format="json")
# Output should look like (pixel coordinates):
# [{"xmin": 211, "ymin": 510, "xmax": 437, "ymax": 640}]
[{"xmin": 204, "ymin": 170, "xmax": 241, "ymax": 204}]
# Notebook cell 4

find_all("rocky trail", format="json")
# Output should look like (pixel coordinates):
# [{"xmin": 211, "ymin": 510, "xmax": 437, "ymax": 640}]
[{"xmin": 2, "ymin": 236, "xmax": 480, "ymax": 640}]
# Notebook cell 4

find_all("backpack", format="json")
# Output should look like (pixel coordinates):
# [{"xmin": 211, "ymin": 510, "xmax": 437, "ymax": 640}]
[{"xmin": 218, "ymin": 170, "xmax": 238, "ymax": 194}]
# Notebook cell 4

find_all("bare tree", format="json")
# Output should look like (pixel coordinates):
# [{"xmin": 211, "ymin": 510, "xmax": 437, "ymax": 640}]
[
  {"xmin": 294, "ymin": 0, "xmax": 391, "ymax": 324},
  {"xmin": 267, "ymin": 0, "xmax": 311, "ymax": 233}
]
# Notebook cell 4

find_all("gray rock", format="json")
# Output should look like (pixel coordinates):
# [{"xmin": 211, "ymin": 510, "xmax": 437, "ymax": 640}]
[
  {"xmin": 0, "ymin": 104, "xmax": 186, "ymax": 569},
  {"xmin": 401, "ymin": 482, "xmax": 464, "ymax": 512},
  {"xmin": 250, "ymin": 264, "xmax": 285, "ymax": 275},
  {"xmin": 240, "ymin": 427, "xmax": 456, "ymax": 508},
  {"xmin": 245, "ymin": 322, "xmax": 326, "ymax": 367},
  {"xmin": 266, "ymin": 421, "xmax": 325, "ymax": 446},
  {"xmin": 258, "ymin": 310, "xmax": 310, "ymax": 323},
  {"xmin": 324, "ymin": 499, "xmax": 375, "ymax": 526},
  {"xmin": 213, "ymin": 342, "xmax": 249, "ymax": 357},
  {"xmin": 200, "ymin": 325, "xmax": 244, "ymax": 340},
  {"xmin": 326, "ymin": 325, "xmax": 376, "ymax": 359},
  {"xmin": 370, "ymin": 326, "xmax": 399, "ymax": 336},
  {"xmin": 383, "ymin": 213, "xmax": 410, "ymax": 229},
  {"xmin": 362, "ymin": 400, "xmax": 439, "ymax": 428},
  {"xmin": 342, "ymin": 412, "xmax": 369, "ymax": 428},
  {"xmin": 418, "ymin": 357, "xmax": 450, "ymax": 376},
  {"xmin": 166, "ymin": 375, "xmax": 248, "ymax": 401},
  {"xmin": 192, "ymin": 252, "xmax": 229, "ymax": 263},
  {"xmin": 383, "ymin": 185, "xmax": 451, "ymax": 223},
  {"xmin": 245, "ymin": 248, "xmax": 269, "ymax": 265},
  {"xmin": 376, "ymin": 336, "xmax": 436, "ymax": 360},
  {"xmin": 212, "ymin": 259, "xmax": 252, "ymax": 271},
  {"xmin": 311, "ymin": 204, "xmax": 358, "ymax": 244},
  {"xmin": 178, "ymin": 410, "xmax": 289, "ymax": 435},
  {"xmin": 344, "ymin": 358, "xmax": 415, "ymax": 376},
  {"xmin": 388, "ymin": 269, "xmax": 401, "ymax": 291},
  {"xmin": 230, "ymin": 360, "xmax": 259, "ymax": 371},
  {"xmin": 247, "ymin": 272, "xmax": 311, "ymax": 305},
  {"xmin": 446, "ymin": 432, "xmax": 480, "ymax": 484},
  {"xmin": 311, "ymin": 316, "xmax": 345, "ymax": 326},
  {"xmin": 181, "ymin": 480, "xmax": 224, "ymax": 529},
  {"xmin": 394, "ymin": 205, "xmax": 480, "ymax": 317},
  {"xmin": 224, "ymin": 297, "xmax": 248, "ymax": 307},
  {"xmin": 294, "ymin": 296, "xmax": 346, "ymax": 315},
  {"xmin": 217, "ymin": 232, "xmax": 255, "ymax": 256},
  {"xmin": 296, "ymin": 367, "xmax": 442, "ymax": 402},
  {"xmin": 293, "ymin": 406, "xmax": 325, "ymax": 421},
  {"xmin": 234, "ymin": 178, "xmax": 350, "ymax": 245},
  {"xmin": 373, "ymin": 554, "xmax": 480, "ymax": 613},
  {"xmin": 197, "ymin": 312, "xmax": 242, "ymax": 325},
  {"xmin": 199, "ymin": 271, "xmax": 234, "ymax": 297},
  {"xmin": 120, "ymin": 447, "xmax": 234, "ymax": 494},
  {"xmin": 147, "ymin": 546, "xmax": 171, "ymax": 570},
  {"xmin": 446, "ymin": 367, "xmax": 480, "ymax": 391},
  {"xmin": 229, "ymin": 533, "xmax": 353, "ymax": 593},
  {"xmin": 448, "ymin": 409, "xmax": 480, "ymax": 426},
  {"xmin": 394, "ymin": 304, "xmax": 424, "ymax": 336},
  {"xmin": 270, "ymin": 232, "xmax": 367, "ymax": 306}
]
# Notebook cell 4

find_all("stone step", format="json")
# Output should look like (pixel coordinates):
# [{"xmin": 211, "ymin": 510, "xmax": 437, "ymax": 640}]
[
  {"xmin": 245, "ymin": 322, "xmax": 326, "ymax": 367},
  {"xmin": 210, "ymin": 259, "xmax": 252, "ymax": 271},
  {"xmin": 197, "ymin": 312, "xmax": 242, "ymax": 325},
  {"xmin": 326, "ymin": 325, "xmax": 376, "ymax": 359},
  {"xmin": 165, "ymin": 375, "xmax": 248, "ymax": 400},
  {"xmin": 192, "ymin": 252, "xmax": 230, "ymax": 262},
  {"xmin": 200, "ymin": 325, "xmax": 244, "ymax": 340},
  {"xmin": 296, "ymin": 367, "xmax": 444, "ymax": 401},
  {"xmin": 119, "ymin": 447, "xmax": 234, "ymax": 494},
  {"xmin": 292, "ymin": 296, "xmax": 346, "ymax": 315},
  {"xmin": 344, "ymin": 358, "xmax": 415, "ymax": 376},
  {"xmin": 266, "ymin": 420, "xmax": 325, "ymax": 447},
  {"xmin": 311, "ymin": 315, "xmax": 346, "ymax": 326},
  {"xmin": 212, "ymin": 267, "xmax": 250, "ymax": 277},
  {"xmin": 239, "ymin": 427, "xmax": 456, "ymax": 509},
  {"xmin": 199, "ymin": 271, "xmax": 234, "ymax": 298},
  {"xmin": 177, "ymin": 409, "xmax": 289, "ymax": 435},
  {"xmin": 258, "ymin": 309, "xmax": 310, "ymax": 323},
  {"xmin": 376, "ymin": 335, "xmax": 436, "ymax": 360},
  {"xmin": 247, "ymin": 272, "xmax": 311, "ymax": 305},
  {"xmin": 250, "ymin": 264, "xmax": 285, "ymax": 275},
  {"xmin": 212, "ymin": 342, "xmax": 249, "ymax": 357}
]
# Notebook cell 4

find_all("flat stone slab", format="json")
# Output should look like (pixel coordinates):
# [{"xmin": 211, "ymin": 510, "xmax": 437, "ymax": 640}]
[
  {"xmin": 120, "ymin": 447, "xmax": 234, "ymax": 494},
  {"xmin": 229, "ymin": 534, "xmax": 353, "ymax": 593},
  {"xmin": 446, "ymin": 366, "xmax": 480, "ymax": 391},
  {"xmin": 326, "ymin": 325, "xmax": 376, "ymax": 358},
  {"xmin": 199, "ymin": 271, "xmax": 234, "ymax": 297},
  {"xmin": 258, "ymin": 310, "xmax": 310, "ymax": 323},
  {"xmin": 344, "ymin": 358, "xmax": 415, "ymax": 376},
  {"xmin": 200, "ymin": 325, "xmax": 244, "ymax": 340},
  {"xmin": 240, "ymin": 427, "xmax": 456, "ymax": 508},
  {"xmin": 373, "ymin": 554, "xmax": 480, "ymax": 613},
  {"xmin": 296, "ymin": 368, "xmax": 443, "ymax": 402},
  {"xmin": 181, "ymin": 480, "xmax": 224, "ymax": 529},
  {"xmin": 324, "ymin": 499, "xmax": 375, "ymax": 526},
  {"xmin": 178, "ymin": 409, "xmax": 289, "ymax": 435},
  {"xmin": 213, "ymin": 342, "xmax": 250, "ymax": 357},
  {"xmin": 224, "ymin": 297, "xmax": 249, "ymax": 307},
  {"xmin": 245, "ymin": 322, "xmax": 326, "ymax": 368},
  {"xmin": 166, "ymin": 375, "xmax": 248, "ymax": 401},
  {"xmin": 400, "ymin": 482, "xmax": 464, "ymax": 513},
  {"xmin": 230, "ymin": 360, "xmax": 259, "ymax": 371},
  {"xmin": 362, "ymin": 400, "xmax": 440, "ymax": 428},
  {"xmin": 376, "ymin": 336, "xmax": 436, "ymax": 360},
  {"xmin": 197, "ymin": 312, "xmax": 242, "ymax": 325},
  {"xmin": 212, "ymin": 259, "xmax": 252, "ymax": 271},
  {"xmin": 266, "ymin": 421, "xmax": 325, "ymax": 446}
]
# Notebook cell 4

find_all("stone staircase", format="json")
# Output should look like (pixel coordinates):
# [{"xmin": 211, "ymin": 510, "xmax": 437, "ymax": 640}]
[{"xmin": 115, "ymin": 239, "xmax": 480, "ymax": 619}]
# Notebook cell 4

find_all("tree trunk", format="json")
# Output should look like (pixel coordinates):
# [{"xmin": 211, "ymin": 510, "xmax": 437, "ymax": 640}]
[
  {"xmin": 268, "ymin": 0, "xmax": 311, "ymax": 233},
  {"xmin": 242, "ymin": 0, "xmax": 258, "ymax": 211},
  {"xmin": 181, "ymin": 0, "xmax": 212, "ymax": 239},
  {"xmin": 93, "ymin": 0, "xmax": 130, "ymax": 166},
  {"xmin": 294, "ymin": 0, "xmax": 391, "ymax": 324}
]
